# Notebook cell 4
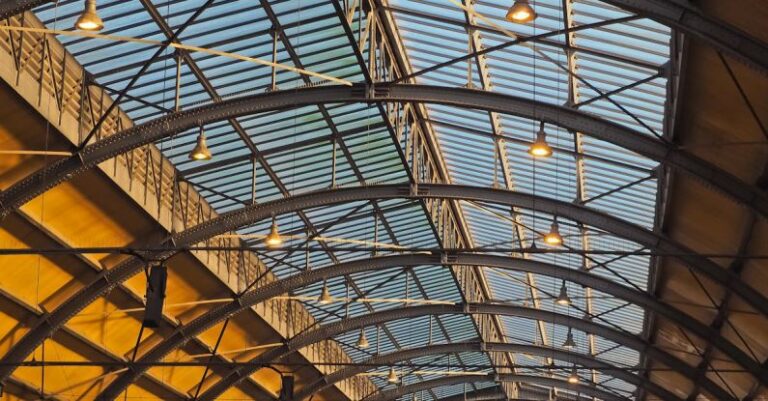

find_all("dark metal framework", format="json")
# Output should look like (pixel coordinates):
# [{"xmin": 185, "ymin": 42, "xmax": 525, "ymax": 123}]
[
  {"xmin": 0, "ymin": 1, "xmax": 766, "ymax": 400},
  {"xmin": 192, "ymin": 303, "xmax": 735, "ymax": 401},
  {"xmin": 1, "ymin": 84, "xmax": 765, "ymax": 219},
  {"xmin": 600, "ymin": 0, "xmax": 768, "ymax": 74},
  {"xmin": 364, "ymin": 374, "xmax": 629, "ymax": 401},
  {"xmin": 2, "ymin": 0, "xmax": 765, "ymax": 74},
  {"xmin": 0, "ymin": 0, "xmax": 51, "ymax": 20},
  {"xmin": 1, "ymin": 184, "xmax": 763, "ymax": 399},
  {"xmin": 294, "ymin": 342, "xmax": 684, "ymax": 401},
  {"xmin": 95, "ymin": 251, "xmax": 764, "ymax": 400}
]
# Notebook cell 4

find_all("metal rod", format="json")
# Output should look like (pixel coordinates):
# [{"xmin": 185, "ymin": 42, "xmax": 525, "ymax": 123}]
[{"xmin": 0, "ymin": 246, "xmax": 763, "ymax": 259}]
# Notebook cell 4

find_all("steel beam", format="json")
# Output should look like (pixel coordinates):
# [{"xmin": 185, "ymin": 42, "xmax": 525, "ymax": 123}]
[
  {"xmin": 1, "ymin": 85, "xmax": 764, "ymax": 221},
  {"xmin": 600, "ymin": 0, "xmax": 768, "ymax": 74},
  {"xmin": 0, "ymin": 0, "xmax": 50, "ymax": 20},
  {"xmin": 2, "ymin": 184, "xmax": 766, "ymax": 391},
  {"xmin": 194, "ymin": 303, "xmax": 734, "ymax": 401},
  {"xmin": 365, "ymin": 374, "xmax": 628, "ymax": 401},
  {"xmin": 294, "ymin": 342, "xmax": 684, "ymax": 401},
  {"xmin": 433, "ymin": 387, "xmax": 507, "ymax": 401},
  {"xmin": 93, "ymin": 251, "xmax": 765, "ymax": 401}
]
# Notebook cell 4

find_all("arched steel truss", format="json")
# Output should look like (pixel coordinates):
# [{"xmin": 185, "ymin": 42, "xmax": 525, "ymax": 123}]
[
  {"xmin": 294, "ymin": 342, "xmax": 684, "ymax": 401},
  {"xmin": 364, "ymin": 374, "xmax": 629, "ymax": 401},
  {"xmin": 1, "ymin": 85, "xmax": 766, "ymax": 220},
  {"xmin": 94, "ymin": 252, "xmax": 765, "ymax": 401},
  {"xmin": 1, "ymin": 184, "xmax": 765, "ymax": 394},
  {"xmin": 600, "ymin": 0, "xmax": 768, "ymax": 74},
  {"xmin": 191, "ymin": 303, "xmax": 735, "ymax": 401}
]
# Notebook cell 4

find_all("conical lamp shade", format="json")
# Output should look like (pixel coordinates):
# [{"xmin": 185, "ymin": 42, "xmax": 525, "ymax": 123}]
[
  {"xmin": 567, "ymin": 367, "xmax": 580, "ymax": 384},
  {"xmin": 543, "ymin": 221, "xmax": 563, "ymax": 246},
  {"xmin": 189, "ymin": 130, "xmax": 212, "ymax": 161},
  {"xmin": 387, "ymin": 367, "xmax": 399, "ymax": 384},
  {"xmin": 357, "ymin": 328, "xmax": 369, "ymax": 348},
  {"xmin": 318, "ymin": 282, "xmax": 333, "ymax": 304},
  {"xmin": 528, "ymin": 125, "xmax": 552, "ymax": 158},
  {"xmin": 265, "ymin": 217, "xmax": 282, "ymax": 248},
  {"xmin": 75, "ymin": 0, "xmax": 104, "ymax": 31},
  {"xmin": 562, "ymin": 328, "xmax": 577, "ymax": 348},
  {"xmin": 506, "ymin": 0, "xmax": 537, "ymax": 23},
  {"xmin": 555, "ymin": 281, "xmax": 571, "ymax": 306}
]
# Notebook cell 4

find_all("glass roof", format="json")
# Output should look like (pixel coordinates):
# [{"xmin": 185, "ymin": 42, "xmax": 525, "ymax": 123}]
[{"xmin": 33, "ymin": 0, "xmax": 672, "ymax": 399}]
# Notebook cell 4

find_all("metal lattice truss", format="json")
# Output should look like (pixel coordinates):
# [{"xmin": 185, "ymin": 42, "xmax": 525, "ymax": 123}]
[{"xmin": 0, "ymin": 1, "xmax": 765, "ymax": 401}]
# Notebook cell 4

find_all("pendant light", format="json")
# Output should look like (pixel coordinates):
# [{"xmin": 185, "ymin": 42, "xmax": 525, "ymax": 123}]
[
  {"xmin": 528, "ymin": 122, "xmax": 552, "ymax": 158},
  {"xmin": 265, "ymin": 216, "xmax": 283, "ymax": 248},
  {"xmin": 356, "ymin": 328, "xmax": 370, "ymax": 348},
  {"xmin": 318, "ymin": 281, "xmax": 333, "ymax": 304},
  {"xmin": 387, "ymin": 367, "xmax": 399, "ymax": 384},
  {"xmin": 74, "ymin": 0, "xmax": 104, "ymax": 31},
  {"xmin": 543, "ymin": 219, "xmax": 563, "ymax": 247},
  {"xmin": 567, "ymin": 366, "xmax": 580, "ymax": 384},
  {"xmin": 189, "ymin": 126, "xmax": 212, "ymax": 161},
  {"xmin": 562, "ymin": 327, "xmax": 576, "ymax": 348},
  {"xmin": 506, "ymin": 0, "xmax": 537, "ymax": 23},
  {"xmin": 555, "ymin": 280, "xmax": 571, "ymax": 306}
]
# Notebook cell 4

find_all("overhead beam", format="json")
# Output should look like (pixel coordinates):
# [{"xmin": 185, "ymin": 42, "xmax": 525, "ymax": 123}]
[
  {"xmin": 6, "ymin": 0, "xmax": 765, "ymax": 75},
  {"xmin": 0, "ymin": 0, "xmax": 50, "ymax": 20},
  {"xmin": 364, "ymin": 373, "xmax": 628, "ymax": 401},
  {"xmin": 194, "ymin": 303, "xmax": 735, "ymax": 401},
  {"xmin": 600, "ymin": 0, "xmax": 768, "ymax": 74},
  {"xmin": 2, "ymin": 184, "xmax": 766, "ymax": 393},
  {"xmin": 294, "ymin": 341, "xmax": 684, "ymax": 401},
  {"xmin": 1, "ymin": 85, "xmax": 764, "ymax": 222}
]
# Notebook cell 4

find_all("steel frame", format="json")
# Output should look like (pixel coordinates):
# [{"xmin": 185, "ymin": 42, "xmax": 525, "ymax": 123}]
[
  {"xmin": 1, "ymin": 184, "xmax": 765, "ymax": 395},
  {"xmin": 0, "ymin": 0, "xmax": 50, "ymax": 20},
  {"xmin": 1, "ymin": 1, "xmax": 766, "ymax": 399},
  {"xmin": 364, "ymin": 374, "xmax": 629, "ymax": 401},
  {"xmin": 342, "ymin": 3, "xmax": 513, "ymax": 395},
  {"xmin": 294, "ymin": 342, "xmax": 683, "ymax": 401},
  {"xmin": 135, "ymin": 2, "xmax": 415, "ymax": 398},
  {"xmin": 1, "ymin": 84, "xmax": 764, "ymax": 220},
  {"xmin": 194, "ymin": 302, "xmax": 735, "ymax": 401},
  {"xmin": 3, "ymin": 0, "xmax": 765, "ymax": 75},
  {"xmin": 600, "ymin": 0, "xmax": 768, "ymax": 74},
  {"xmin": 93, "ymin": 251, "xmax": 764, "ymax": 401}
]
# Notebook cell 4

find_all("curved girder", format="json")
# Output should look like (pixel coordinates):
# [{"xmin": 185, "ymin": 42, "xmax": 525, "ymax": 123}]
[
  {"xmin": 435, "ymin": 388, "xmax": 507, "ymax": 401},
  {"xmin": 0, "ymin": 0, "xmax": 51, "ymax": 20},
  {"xmin": 294, "ymin": 342, "xmax": 684, "ymax": 401},
  {"xmin": 1, "ymin": 85, "xmax": 765, "ymax": 221},
  {"xmin": 364, "ymin": 374, "xmax": 629, "ymax": 401},
  {"xmin": 600, "ymin": 0, "xmax": 768, "ymax": 74},
  {"xmin": 193, "ymin": 303, "xmax": 735, "ymax": 401},
  {"xmin": 95, "ymin": 252, "xmax": 765, "ymax": 401},
  {"xmin": 1, "ymin": 184, "xmax": 765, "ymax": 389}
]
